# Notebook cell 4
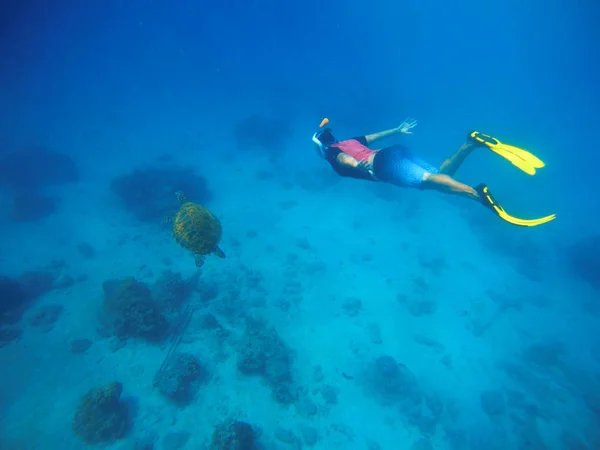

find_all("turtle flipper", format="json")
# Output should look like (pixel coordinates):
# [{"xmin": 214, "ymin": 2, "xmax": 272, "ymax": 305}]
[
  {"xmin": 214, "ymin": 246, "xmax": 226, "ymax": 259},
  {"xmin": 194, "ymin": 254, "xmax": 205, "ymax": 267},
  {"xmin": 161, "ymin": 213, "xmax": 175, "ymax": 227},
  {"xmin": 175, "ymin": 191, "xmax": 188, "ymax": 204}
]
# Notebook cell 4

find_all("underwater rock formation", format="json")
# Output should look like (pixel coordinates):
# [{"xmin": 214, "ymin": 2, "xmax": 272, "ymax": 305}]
[
  {"xmin": 152, "ymin": 270, "xmax": 193, "ymax": 311},
  {"xmin": 209, "ymin": 419, "xmax": 258, "ymax": 450},
  {"xmin": 364, "ymin": 355, "xmax": 429, "ymax": 431},
  {"xmin": 237, "ymin": 317, "xmax": 296, "ymax": 404},
  {"xmin": 101, "ymin": 277, "xmax": 169, "ymax": 342},
  {"xmin": 110, "ymin": 166, "xmax": 211, "ymax": 222},
  {"xmin": 154, "ymin": 352, "xmax": 206, "ymax": 406},
  {"xmin": 72, "ymin": 381, "xmax": 130, "ymax": 445}
]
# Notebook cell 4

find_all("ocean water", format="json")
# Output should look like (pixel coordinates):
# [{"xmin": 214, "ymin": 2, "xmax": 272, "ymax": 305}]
[{"xmin": 1, "ymin": 0, "xmax": 599, "ymax": 449}]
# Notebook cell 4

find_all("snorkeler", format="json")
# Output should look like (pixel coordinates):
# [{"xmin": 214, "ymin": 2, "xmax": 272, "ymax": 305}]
[{"xmin": 312, "ymin": 118, "xmax": 555, "ymax": 227}]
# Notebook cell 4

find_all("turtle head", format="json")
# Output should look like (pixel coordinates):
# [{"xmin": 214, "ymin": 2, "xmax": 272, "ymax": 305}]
[{"xmin": 175, "ymin": 191, "xmax": 187, "ymax": 204}]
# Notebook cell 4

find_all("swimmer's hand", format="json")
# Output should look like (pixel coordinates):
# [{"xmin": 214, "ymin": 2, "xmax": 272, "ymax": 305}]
[
  {"xmin": 357, "ymin": 160, "xmax": 374, "ymax": 178},
  {"xmin": 397, "ymin": 117, "xmax": 418, "ymax": 134}
]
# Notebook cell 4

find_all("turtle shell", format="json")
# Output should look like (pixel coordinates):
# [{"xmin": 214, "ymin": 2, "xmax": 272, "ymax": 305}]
[{"xmin": 172, "ymin": 201, "xmax": 222, "ymax": 255}]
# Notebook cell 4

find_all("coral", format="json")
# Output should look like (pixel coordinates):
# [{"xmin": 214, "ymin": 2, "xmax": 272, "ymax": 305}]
[
  {"xmin": 153, "ymin": 352, "xmax": 205, "ymax": 406},
  {"xmin": 72, "ymin": 381, "xmax": 130, "ymax": 445},
  {"xmin": 110, "ymin": 166, "xmax": 211, "ymax": 222},
  {"xmin": 188, "ymin": 312, "xmax": 230, "ymax": 347},
  {"xmin": 367, "ymin": 355, "xmax": 422, "ymax": 413},
  {"xmin": 237, "ymin": 317, "xmax": 296, "ymax": 404},
  {"xmin": 102, "ymin": 277, "xmax": 169, "ymax": 342},
  {"xmin": 152, "ymin": 270, "xmax": 193, "ymax": 311},
  {"xmin": 210, "ymin": 420, "xmax": 257, "ymax": 450}
]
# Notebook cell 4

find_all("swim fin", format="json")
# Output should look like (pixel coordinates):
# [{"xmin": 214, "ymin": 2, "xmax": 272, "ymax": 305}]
[
  {"xmin": 474, "ymin": 184, "xmax": 556, "ymax": 227},
  {"xmin": 469, "ymin": 131, "xmax": 545, "ymax": 176}
]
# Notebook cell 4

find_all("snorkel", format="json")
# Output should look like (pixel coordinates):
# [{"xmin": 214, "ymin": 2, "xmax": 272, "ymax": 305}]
[{"xmin": 312, "ymin": 118, "xmax": 336, "ymax": 159}]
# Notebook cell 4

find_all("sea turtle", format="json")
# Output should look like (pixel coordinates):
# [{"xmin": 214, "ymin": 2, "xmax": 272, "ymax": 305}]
[{"xmin": 169, "ymin": 191, "xmax": 225, "ymax": 267}]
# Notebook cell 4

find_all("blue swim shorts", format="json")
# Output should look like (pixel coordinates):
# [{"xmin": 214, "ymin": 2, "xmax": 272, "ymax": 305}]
[{"xmin": 372, "ymin": 145, "xmax": 439, "ymax": 188}]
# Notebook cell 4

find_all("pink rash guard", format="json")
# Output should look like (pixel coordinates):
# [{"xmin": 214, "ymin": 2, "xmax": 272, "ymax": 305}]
[{"xmin": 330, "ymin": 139, "xmax": 378, "ymax": 162}]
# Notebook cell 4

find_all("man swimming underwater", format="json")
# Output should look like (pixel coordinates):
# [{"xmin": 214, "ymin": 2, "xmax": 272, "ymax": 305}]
[{"xmin": 312, "ymin": 118, "xmax": 556, "ymax": 227}]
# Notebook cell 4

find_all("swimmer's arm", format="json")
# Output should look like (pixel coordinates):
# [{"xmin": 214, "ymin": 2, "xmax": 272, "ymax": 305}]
[
  {"xmin": 336, "ymin": 152, "xmax": 359, "ymax": 168},
  {"xmin": 365, "ymin": 118, "xmax": 418, "ymax": 145},
  {"xmin": 336, "ymin": 153, "xmax": 374, "ymax": 178},
  {"xmin": 364, "ymin": 127, "xmax": 401, "ymax": 145}
]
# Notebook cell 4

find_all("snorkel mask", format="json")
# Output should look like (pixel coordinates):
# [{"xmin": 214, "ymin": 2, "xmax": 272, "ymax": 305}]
[{"xmin": 312, "ymin": 118, "xmax": 336, "ymax": 159}]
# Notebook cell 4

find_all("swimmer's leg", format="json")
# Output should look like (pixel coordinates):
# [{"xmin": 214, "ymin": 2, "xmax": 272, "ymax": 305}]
[
  {"xmin": 438, "ymin": 141, "xmax": 479, "ymax": 176},
  {"xmin": 421, "ymin": 172, "xmax": 479, "ymax": 201},
  {"xmin": 373, "ymin": 146, "xmax": 480, "ymax": 202}
]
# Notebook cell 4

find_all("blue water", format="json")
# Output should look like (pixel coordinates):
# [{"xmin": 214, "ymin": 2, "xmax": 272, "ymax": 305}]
[{"xmin": 1, "ymin": 1, "xmax": 599, "ymax": 449}]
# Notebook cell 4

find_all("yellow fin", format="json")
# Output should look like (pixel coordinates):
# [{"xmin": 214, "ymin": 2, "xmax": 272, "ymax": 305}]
[
  {"xmin": 496, "ymin": 210, "xmax": 557, "ymax": 227},
  {"xmin": 479, "ymin": 184, "xmax": 556, "ymax": 227},
  {"xmin": 488, "ymin": 145, "xmax": 539, "ymax": 175},
  {"xmin": 470, "ymin": 131, "xmax": 546, "ymax": 175}
]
